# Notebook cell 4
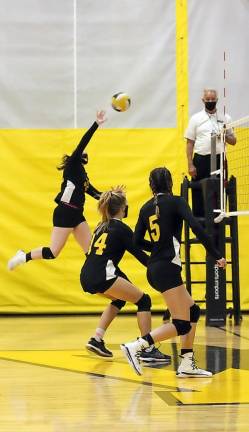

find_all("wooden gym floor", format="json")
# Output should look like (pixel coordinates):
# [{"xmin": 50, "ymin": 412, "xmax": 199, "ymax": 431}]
[{"xmin": 0, "ymin": 314, "xmax": 248, "ymax": 431}]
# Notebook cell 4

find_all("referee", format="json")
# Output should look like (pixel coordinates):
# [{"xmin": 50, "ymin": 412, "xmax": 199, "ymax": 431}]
[{"xmin": 184, "ymin": 88, "xmax": 236, "ymax": 217}]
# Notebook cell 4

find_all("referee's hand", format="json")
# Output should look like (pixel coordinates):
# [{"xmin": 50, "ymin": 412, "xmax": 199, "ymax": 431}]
[{"xmin": 188, "ymin": 163, "xmax": 197, "ymax": 178}]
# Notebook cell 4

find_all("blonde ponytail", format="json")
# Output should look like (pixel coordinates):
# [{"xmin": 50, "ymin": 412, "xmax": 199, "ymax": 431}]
[{"xmin": 96, "ymin": 186, "xmax": 126, "ymax": 233}]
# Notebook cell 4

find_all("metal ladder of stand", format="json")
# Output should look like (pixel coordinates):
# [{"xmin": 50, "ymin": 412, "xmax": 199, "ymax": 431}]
[{"xmin": 181, "ymin": 176, "xmax": 241, "ymax": 326}]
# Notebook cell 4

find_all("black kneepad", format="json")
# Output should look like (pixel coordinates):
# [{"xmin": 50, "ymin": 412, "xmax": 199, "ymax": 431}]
[
  {"xmin": 111, "ymin": 299, "xmax": 126, "ymax": 310},
  {"xmin": 172, "ymin": 319, "xmax": 191, "ymax": 335},
  {"xmin": 135, "ymin": 293, "xmax": 151, "ymax": 312},
  {"xmin": 190, "ymin": 304, "xmax": 201, "ymax": 323},
  {"xmin": 42, "ymin": 247, "xmax": 55, "ymax": 260}
]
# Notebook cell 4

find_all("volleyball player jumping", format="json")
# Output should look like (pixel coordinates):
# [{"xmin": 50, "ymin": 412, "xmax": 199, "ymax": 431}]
[
  {"xmin": 8, "ymin": 110, "xmax": 106, "ymax": 270},
  {"xmin": 121, "ymin": 167, "xmax": 226, "ymax": 377},
  {"xmin": 80, "ymin": 186, "xmax": 170, "ymax": 362}
]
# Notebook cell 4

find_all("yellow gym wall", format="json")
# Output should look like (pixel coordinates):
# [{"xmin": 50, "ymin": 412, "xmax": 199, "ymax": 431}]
[
  {"xmin": 1, "ymin": 0, "xmax": 249, "ymax": 313},
  {"xmin": 0, "ymin": 128, "xmax": 182, "ymax": 313}
]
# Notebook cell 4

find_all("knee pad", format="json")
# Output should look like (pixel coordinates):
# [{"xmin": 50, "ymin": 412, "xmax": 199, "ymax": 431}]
[
  {"xmin": 172, "ymin": 319, "xmax": 191, "ymax": 335},
  {"xmin": 190, "ymin": 304, "xmax": 201, "ymax": 323},
  {"xmin": 135, "ymin": 293, "xmax": 151, "ymax": 312},
  {"xmin": 42, "ymin": 247, "xmax": 55, "ymax": 260},
  {"xmin": 111, "ymin": 299, "xmax": 126, "ymax": 310}
]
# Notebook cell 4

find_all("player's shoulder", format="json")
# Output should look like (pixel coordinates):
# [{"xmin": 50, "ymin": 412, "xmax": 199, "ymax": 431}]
[
  {"xmin": 173, "ymin": 194, "xmax": 187, "ymax": 202},
  {"xmin": 140, "ymin": 197, "xmax": 154, "ymax": 213},
  {"xmin": 169, "ymin": 194, "xmax": 187, "ymax": 207},
  {"xmin": 111, "ymin": 219, "xmax": 132, "ymax": 234}
]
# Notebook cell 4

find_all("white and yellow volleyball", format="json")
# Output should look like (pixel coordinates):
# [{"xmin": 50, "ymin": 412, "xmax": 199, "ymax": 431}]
[{"xmin": 111, "ymin": 92, "xmax": 131, "ymax": 112}]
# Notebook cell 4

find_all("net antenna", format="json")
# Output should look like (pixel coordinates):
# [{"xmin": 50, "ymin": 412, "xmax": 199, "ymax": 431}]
[
  {"xmin": 211, "ymin": 50, "xmax": 249, "ymax": 222},
  {"xmin": 211, "ymin": 51, "xmax": 227, "ymax": 222},
  {"xmin": 212, "ymin": 116, "xmax": 249, "ymax": 222},
  {"xmin": 211, "ymin": 125, "xmax": 227, "ymax": 223}
]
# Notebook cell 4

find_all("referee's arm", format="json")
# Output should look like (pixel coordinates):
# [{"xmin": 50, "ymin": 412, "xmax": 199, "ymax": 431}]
[{"xmin": 186, "ymin": 139, "xmax": 196, "ymax": 178}]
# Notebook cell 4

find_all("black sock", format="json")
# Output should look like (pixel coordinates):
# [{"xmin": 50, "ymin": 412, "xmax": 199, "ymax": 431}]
[
  {"xmin": 181, "ymin": 348, "xmax": 193, "ymax": 356},
  {"xmin": 142, "ymin": 333, "xmax": 154, "ymax": 346},
  {"xmin": 26, "ymin": 252, "xmax": 32, "ymax": 262}
]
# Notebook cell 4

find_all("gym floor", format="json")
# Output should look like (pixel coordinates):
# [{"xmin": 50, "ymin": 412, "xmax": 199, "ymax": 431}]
[{"xmin": 0, "ymin": 314, "xmax": 248, "ymax": 431}]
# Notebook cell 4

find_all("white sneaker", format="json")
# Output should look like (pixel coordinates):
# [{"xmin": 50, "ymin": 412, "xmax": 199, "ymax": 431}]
[
  {"xmin": 120, "ymin": 338, "xmax": 149, "ymax": 376},
  {"xmin": 8, "ymin": 250, "xmax": 26, "ymax": 271},
  {"xmin": 176, "ymin": 353, "xmax": 213, "ymax": 378}
]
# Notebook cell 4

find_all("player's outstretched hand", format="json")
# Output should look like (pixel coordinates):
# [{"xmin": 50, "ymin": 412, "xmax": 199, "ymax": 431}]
[
  {"xmin": 216, "ymin": 257, "xmax": 226, "ymax": 269},
  {"xmin": 96, "ymin": 110, "xmax": 107, "ymax": 125}
]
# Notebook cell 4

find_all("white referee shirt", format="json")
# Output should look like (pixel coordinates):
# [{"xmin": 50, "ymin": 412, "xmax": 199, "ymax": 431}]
[{"xmin": 184, "ymin": 109, "xmax": 232, "ymax": 155}]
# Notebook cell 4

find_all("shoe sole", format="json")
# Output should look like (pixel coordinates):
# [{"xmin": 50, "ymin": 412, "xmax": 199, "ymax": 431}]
[
  {"xmin": 7, "ymin": 250, "xmax": 25, "ymax": 271},
  {"xmin": 86, "ymin": 344, "xmax": 113, "ymax": 358},
  {"xmin": 140, "ymin": 357, "xmax": 171, "ymax": 363},
  {"xmin": 176, "ymin": 372, "xmax": 213, "ymax": 378},
  {"xmin": 8, "ymin": 260, "xmax": 20, "ymax": 271},
  {"xmin": 8, "ymin": 258, "xmax": 17, "ymax": 271},
  {"xmin": 120, "ymin": 344, "xmax": 142, "ymax": 376}
]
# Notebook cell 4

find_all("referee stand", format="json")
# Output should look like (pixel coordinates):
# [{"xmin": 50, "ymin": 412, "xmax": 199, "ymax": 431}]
[{"xmin": 181, "ymin": 175, "xmax": 241, "ymax": 326}]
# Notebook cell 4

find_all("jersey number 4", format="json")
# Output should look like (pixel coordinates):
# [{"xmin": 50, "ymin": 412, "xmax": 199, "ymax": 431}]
[
  {"xmin": 149, "ymin": 214, "xmax": 160, "ymax": 241},
  {"xmin": 92, "ymin": 233, "xmax": 108, "ymax": 255}
]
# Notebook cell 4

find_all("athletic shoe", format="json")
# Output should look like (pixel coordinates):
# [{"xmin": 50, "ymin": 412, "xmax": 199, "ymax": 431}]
[
  {"xmin": 176, "ymin": 353, "xmax": 213, "ymax": 378},
  {"xmin": 120, "ymin": 337, "xmax": 149, "ymax": 376},
  {"xmin": 8, "ymin": 250, "xmax": 26, "ymax": 271},
  {"xmin": 139, "ymin": 346, "xmax": 171, "ymax": 363},
  {"xmin": 86, "ymin": 337, "xmax": 113, "ymax": 357}
]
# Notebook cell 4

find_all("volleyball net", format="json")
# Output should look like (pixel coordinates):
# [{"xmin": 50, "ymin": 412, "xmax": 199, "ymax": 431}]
[{"xmin": 212, "ymin": 115, "xmax": 249, "ymax": 222}]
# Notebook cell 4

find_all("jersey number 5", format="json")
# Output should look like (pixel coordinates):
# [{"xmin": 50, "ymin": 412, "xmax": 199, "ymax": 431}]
[
  {"xmin": 93, "ymin": 233, "xmax": 108, "ymax": 255},
  {"xmin": 149, "ymin": 214, "xmax": 160, "ymax": 241}
]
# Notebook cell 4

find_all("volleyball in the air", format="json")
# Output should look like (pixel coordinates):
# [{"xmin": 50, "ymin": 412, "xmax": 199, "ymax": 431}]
[{"xmin": 111, "ymin": 92, "xmax": 131, "ymax": 112}]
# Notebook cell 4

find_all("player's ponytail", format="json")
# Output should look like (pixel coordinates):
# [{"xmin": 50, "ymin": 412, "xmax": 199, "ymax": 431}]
[
  {"xmin": 97, "ymin": 186, "xmax": 126, "ymax": 232},
  {"xmin": 57, "ymin": 154, "xmax": 70, "ymax": 170},
  {"xmin": 154, "ymin": 195, "xmax": 160, "ymax": 218},
  {"xmin": 149, "ymin": 167, "xmax": 173, "ymax": 218}
]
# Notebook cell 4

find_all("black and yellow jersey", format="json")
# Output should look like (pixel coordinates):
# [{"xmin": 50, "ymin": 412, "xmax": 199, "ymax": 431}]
[
  {"xmin": 55, "ymin": 122, "xmax": 101, "ymax": 210},
  {"xmin": 134, "ymin": 193, "xmax": 221, "ymax": 265},
  {"xmin": 81, "ymin": 219, "xmax": 148, "ymax": 291}
]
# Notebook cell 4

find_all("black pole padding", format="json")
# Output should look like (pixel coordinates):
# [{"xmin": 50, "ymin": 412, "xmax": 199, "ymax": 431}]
[
  {"xmin": 227, "ymin": 176, "xmax": 241, "ymax": 325},
  {"xmin": 201, "ymin": 178, "xmax": 227, "ymax": 326}
]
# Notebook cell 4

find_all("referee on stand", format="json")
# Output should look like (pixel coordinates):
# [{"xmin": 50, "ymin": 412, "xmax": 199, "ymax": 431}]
[{"xmin": 184, "ymin": 88, "xmax": 236, "ymax": 217}]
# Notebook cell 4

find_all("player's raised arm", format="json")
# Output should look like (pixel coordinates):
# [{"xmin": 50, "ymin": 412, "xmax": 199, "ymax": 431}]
[{"xmin": 70, "ymin": 110, "xmax": 107, "ymax": 161}]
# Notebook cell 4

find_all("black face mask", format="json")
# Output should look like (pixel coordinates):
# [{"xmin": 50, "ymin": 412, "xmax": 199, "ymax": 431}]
[
  {"xmin": 204, "ymin": 101, "xmax": 217, "ymax": 111},
  {"xmin": 81, "ymin": 153, "xmax": 88, "ymax": 165},
  {"xmin": 124, "ymin": 205, "xmax": 128, "ymax": 218}
]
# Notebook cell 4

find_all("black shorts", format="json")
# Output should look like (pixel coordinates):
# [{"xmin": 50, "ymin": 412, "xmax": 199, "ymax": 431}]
[
  {"xmin": 147, "ymin": 261, "xmax": 183, "ymax": 293},
  {"xmin": 80, "ymin": 268, "xmax": 129, "ymax": 295},
  {"xmin": 53, "ymin": 203, "xmax": 86, "ymax": 228}
]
